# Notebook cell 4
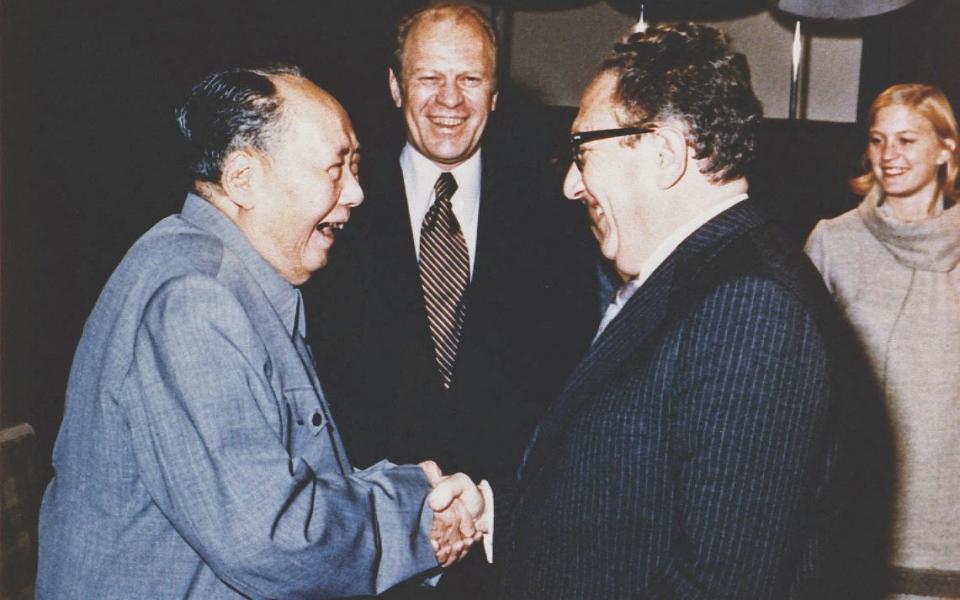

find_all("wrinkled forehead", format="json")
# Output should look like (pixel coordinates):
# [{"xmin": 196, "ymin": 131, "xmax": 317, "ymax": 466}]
[
  {"xmin": 402, "ymin": 14, "xmax": 495, "ymax": 69},
  {"xmin": 573, "ymin": 72, "xmax": 624, "ymax": 131}
]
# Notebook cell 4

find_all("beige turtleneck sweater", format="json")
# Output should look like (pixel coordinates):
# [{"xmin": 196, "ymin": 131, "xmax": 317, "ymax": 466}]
[{"xmin": 805, "ymin": 186, "xmax": 960, "ymax": 579}]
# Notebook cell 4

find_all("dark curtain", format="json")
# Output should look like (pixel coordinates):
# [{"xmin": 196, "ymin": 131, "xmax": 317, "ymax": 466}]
[{"xmin": 859, "ymin": 0, "xmax": 960, "ymax": 121}]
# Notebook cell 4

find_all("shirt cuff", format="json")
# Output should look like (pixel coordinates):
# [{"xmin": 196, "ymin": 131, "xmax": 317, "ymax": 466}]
[{"xmin": 477, "ymin": 479, "xmax": 494, "ymax": 563}]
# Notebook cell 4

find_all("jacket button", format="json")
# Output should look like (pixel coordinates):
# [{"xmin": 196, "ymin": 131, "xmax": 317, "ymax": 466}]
[{"xmin": 312, "ymin": 413, "xmax": 322, "ymax": 427}]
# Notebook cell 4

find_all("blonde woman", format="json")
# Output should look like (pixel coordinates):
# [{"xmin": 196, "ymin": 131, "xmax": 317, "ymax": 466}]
[{"xmin": 805, "ymin": 83, "xmax": 960, "ymax": 599}]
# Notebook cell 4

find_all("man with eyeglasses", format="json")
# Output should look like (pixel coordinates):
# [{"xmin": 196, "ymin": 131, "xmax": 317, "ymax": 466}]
[
  {"xmin": 301, "ymin": 4, "xmax": 599, "ymax": 599},
  {"xmin": 497, "ymin": 22, "xmax": 889, "ymax": 599}
]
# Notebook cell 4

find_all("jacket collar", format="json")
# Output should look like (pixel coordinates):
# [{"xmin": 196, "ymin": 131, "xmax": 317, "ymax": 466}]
[{"xmin": 181, "ymin": 193, "xmax": 303, "ymax": 339}]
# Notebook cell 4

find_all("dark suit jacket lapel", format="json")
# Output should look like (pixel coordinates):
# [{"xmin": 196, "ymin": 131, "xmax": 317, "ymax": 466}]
[
  {"xmin": 518, "ymin": 200, "xmax": 765, "ymax": 486},
  {"xmin": 468, "ymin": 153, "xmax": 513, "ymax": 303},
  {"xmin": 366, "ymin": 149, "xmax": 517, "ymax": 330},
  {"xmin": 361, "ymin": 157, "xmax": 424, "ymax": 315},
  {"xmin": 351, "ymin": 154, "xmax": 445, "ymax": 399},
  {"xmin": 451, "ymin": 153, "xmax": 520, "ymax": 394},
  {"xmin": 517, "ymin": 253, "xmax": 677, "ymax": 485},
  {"xmin": 361, "ymin": 150, "xmax": 522, "ymax": 395}
]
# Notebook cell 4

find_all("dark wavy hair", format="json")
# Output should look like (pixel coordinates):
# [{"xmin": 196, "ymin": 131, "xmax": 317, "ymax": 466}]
[
  {"xmin": 602, "ymin": 22, "xmax": 762, "ymax": 183},
  {"xmin": 176, "ymin": 65, "xmax": 302, "ymax": 184}
]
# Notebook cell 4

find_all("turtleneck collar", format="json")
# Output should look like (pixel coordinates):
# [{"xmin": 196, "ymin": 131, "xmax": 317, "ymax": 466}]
[{"xmin": 858, "ymin": 185, "xmax": 960, "ymax": 272}]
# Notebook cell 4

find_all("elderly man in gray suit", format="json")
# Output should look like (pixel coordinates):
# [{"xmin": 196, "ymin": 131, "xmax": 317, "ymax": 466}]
[{"xmin": 36, "ymin": 66, "xmax": 490, "ymax": 599}]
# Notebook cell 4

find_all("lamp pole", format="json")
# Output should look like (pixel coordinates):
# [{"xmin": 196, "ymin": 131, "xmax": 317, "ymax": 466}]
[{"xmin": 789, "ymin": 20, "xmax": 801, "ymax": 119}]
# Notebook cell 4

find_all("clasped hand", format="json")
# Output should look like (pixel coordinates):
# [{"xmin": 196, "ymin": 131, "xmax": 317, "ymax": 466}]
[{"xmin": 419, "ymin": 460, "xmax": 488, "ymax": 567}]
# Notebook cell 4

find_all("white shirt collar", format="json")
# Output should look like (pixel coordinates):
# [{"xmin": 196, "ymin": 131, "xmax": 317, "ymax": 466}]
[
  {"xmin": 611, "ymin": 193, "xmax": 749, "ymax": 315},
  {"xmin": 634, "ymin": 193, "xmax": 749, "ymax": 289},
  {"xmin": 400, "ymin": 143, "xmax": 483, "ymax": 275}
]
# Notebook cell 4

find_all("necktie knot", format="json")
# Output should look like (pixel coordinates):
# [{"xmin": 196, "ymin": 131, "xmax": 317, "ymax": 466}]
[
  {"xmin": 434, "ymin": 171, "xmax": 458, "ymax": 203},
  {"xmin": 425, "ymin": 172, "xmax": 459, "ymax": 233}
]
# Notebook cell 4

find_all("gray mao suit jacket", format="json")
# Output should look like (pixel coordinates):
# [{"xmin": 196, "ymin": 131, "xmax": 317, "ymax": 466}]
[{"xmin": 37, "ymin": 194, "xmax": 439, "ymax": 599}]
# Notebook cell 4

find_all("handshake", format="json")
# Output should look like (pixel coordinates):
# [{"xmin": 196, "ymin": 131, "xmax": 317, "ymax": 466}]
[{"xmin": 419, "ymin": 461, "xmax": 493, "ymax": 567}]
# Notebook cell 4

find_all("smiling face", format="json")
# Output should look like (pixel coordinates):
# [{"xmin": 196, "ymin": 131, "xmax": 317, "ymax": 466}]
[
  {"xmin": 240, "ymin": 76, "xmax": 363, "ymax": 285},
  {"xmin": 868, "ymin": 104, "xmax": 952, "ymax": 208},
  {"xmin": 563, "ymin": 72, "xmax": 661, "ymax": 278},
  {"xmin": 389, "ymin": 14, "xmax": 497, "ymax": 169}
]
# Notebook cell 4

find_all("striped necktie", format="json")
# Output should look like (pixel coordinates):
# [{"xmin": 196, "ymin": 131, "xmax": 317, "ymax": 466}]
[{"xmin": 418, "ymin": 172, "xmax": 469, "ymax": 389}]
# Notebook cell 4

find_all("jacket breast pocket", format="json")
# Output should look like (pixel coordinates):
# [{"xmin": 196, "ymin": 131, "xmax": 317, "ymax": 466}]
[{"xmin": 282, "ymin": 387, "xmax": 333, "ymax": 471}]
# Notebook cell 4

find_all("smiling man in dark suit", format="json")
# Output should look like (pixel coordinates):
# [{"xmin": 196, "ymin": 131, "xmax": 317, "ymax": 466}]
[
  {"xmin": 499, "ymin": 22, "xmax": 889, "ymax": 600},
  {"xmin": 301, "ymin": 4, "xmax": 599, "ymax": 599}
]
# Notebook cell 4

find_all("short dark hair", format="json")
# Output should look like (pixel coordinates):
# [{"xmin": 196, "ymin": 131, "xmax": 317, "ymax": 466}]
[
  {"xmin": 603, "ymin": 22, "xmax": 762, "ymax": 182},
  {"xmin": 392, "ymin": 3, "xmax": 497, "ymax": 85},
  {"xmin": 176, "ymin": 65, "xmax": 302, "ymax": 184}
]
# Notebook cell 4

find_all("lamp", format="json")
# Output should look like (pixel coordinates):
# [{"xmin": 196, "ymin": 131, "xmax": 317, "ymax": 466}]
[
  {"xmin": 773, "ymin": 0, "xmax": 918, "ymax": 119},
  {"xmin": 774, "ymin": 0, "xmax": 917, "ymax": 20},
  {"xmin": 606, "ymin": 0, "xmax": 766, "ymax": 20}
]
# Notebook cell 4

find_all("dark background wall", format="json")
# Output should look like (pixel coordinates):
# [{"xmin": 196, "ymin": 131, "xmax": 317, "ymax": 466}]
[{"xmin": 858, "ymin": 0, "xmax": 960, "ymax": 122}]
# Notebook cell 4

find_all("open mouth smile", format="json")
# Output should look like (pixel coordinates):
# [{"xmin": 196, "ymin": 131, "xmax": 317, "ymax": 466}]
[{"xmin": 429, "ymin": 116, "xmax": 467, "ymax": 127}]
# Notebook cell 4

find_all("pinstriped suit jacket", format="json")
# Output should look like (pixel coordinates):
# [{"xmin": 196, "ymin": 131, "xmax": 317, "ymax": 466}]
[{"xmin": 499, "ymin": 200, "xmax": 891, "ymax": 600}]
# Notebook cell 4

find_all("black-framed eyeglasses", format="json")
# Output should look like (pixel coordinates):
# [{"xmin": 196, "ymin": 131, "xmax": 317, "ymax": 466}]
[{"xmin": 570, "ymin": 127, "xmax": 655, "ymax": 171}]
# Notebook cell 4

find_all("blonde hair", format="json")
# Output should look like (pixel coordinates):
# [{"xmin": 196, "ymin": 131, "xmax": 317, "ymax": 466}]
[{"xmin": 851, "ymin": 83, "xmax": 960, "ymax": 200}]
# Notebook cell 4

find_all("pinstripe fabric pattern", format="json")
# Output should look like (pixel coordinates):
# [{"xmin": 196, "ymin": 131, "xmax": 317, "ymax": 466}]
[
  {"xmin": 501, "ymin": 201, "xmax": 887, "ymax": 599},
  {"xmin": 418, "ymin": 172, "xmax": 469, "ymax": 389}
]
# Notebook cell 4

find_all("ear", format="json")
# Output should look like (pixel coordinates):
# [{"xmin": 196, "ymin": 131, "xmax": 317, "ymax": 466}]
[
  {"xmin": 389, "ymin": 68, "xmax": 403, "ymax": 108},
  {"xmin": 491, "ymin": 90, "xmax": 498, "ymax": 112},
  {"xmin": 938, "ymin": 137, "xmax": 957, "ymax": 165},
  {"xmin": 653, "ymin": 127, "xmax": 687, "ymax": 190},
  {"xmin": 220, "ymin": 149, "xmax": 259, "ymax": 210}
]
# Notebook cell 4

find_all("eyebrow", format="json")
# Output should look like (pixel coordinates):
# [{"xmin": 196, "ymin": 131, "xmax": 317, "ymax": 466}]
[
  {"xmin": 334, "ymin": 144, "xmax": 360, "ymax": 158},
  {"xmin": 869, "ymin": 129, "xmax": 920, "ymax": 136}
]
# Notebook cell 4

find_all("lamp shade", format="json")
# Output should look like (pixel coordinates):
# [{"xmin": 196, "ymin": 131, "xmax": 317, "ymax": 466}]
[
  {"xmin": 774, "ymin": 0, "xmax": 917, "ymax": 19},
  {"xmin": 607, "ymin": 0, "xmax": 766, "ymax": 20},
  {"xmin": 471, "ymin": 0, "xmax": 595, "ymax": 10}
]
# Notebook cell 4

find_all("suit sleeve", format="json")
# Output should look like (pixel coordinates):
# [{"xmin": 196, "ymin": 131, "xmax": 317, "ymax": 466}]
[
  {"xmin": 644, "ymin": 277, "xmax": 831, "ymax": 598},
  {"xmin": 120, "ymin": 274, "xmax": 438, "ymax": 599}
]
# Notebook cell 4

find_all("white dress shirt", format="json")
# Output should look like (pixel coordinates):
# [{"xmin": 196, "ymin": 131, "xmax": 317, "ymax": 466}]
[
  {"xmin": 400, "ymin": 143, "xmax": 482, "ymax": 276},
  {"xmin": 595, "ymin": 193, "xmax": 749, "ymax": 340}
]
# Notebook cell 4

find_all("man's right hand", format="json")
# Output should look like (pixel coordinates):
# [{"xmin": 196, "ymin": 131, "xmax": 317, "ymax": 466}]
[{"xmin": 419, "ymin": 461, "xmax": 487, "ymax": 567}]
